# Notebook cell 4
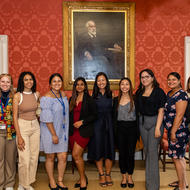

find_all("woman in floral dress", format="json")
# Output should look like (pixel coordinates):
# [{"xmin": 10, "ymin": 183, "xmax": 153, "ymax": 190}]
[{"xmin": 164, "ymin": 72, "xmax": 189, "ymax": 190}]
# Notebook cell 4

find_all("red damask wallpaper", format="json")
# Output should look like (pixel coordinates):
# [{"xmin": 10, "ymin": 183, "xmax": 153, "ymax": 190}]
[{"xmin": 0, "ymin": 0, "xmax": 190, "ymax": 95}]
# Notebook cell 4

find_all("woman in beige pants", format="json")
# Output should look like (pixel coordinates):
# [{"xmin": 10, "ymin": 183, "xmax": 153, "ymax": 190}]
[{"xmin": 13, "ymin": 72, "xmax": 40, "ymax": 190}]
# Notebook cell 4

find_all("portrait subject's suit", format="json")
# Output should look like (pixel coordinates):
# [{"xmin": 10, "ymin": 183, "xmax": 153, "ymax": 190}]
[{"xmin": 74, "ymin": 32, "xmax": 124, "ymax": 79}]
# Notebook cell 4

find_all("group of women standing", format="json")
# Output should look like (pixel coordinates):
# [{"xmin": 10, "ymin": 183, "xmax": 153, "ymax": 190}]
[{"xmin": 0, "ymin": 69, "xmax": 189, "ymax": 190}]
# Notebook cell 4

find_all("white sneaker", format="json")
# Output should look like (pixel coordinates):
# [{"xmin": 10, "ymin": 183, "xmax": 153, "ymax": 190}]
[
  {"xmin": 5, "ymin": 187, "xmax": 14, "ymax": 190},
  {"xmin": 18, "ymin": 184, "xmax": 25, "ymax": 190}
]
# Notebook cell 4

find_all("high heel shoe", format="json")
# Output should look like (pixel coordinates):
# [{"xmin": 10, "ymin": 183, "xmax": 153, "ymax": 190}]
[
  {"xmin": 105, "ymin": 173, "xmax": 113, "ymax": 186},
  {"xmin": 75, "ymin": 175, "xmax": 88, "ymax": 188},
  {"xmin": 57, "ymin": 181, "xmax": 68, "ymax": 190},
  {"xmin": 49, "ymin": 184, "xmax": 59, "ymax": 190},
  {"xmin": 80, "ymin": 175, "xmax": 88, "ymax": 190},
  {"xmin": 99, "ymin": 173, "xmax": 107, "ymax": 187},
  {"xmin": 57, "ymin": 184, "xmax": 68, "ymax": 190}
]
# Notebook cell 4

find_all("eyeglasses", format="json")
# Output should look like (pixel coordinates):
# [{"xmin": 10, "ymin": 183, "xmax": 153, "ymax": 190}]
[{"xmin": 141, "ymin": 75, "xmax": 151, "ymax": 80}]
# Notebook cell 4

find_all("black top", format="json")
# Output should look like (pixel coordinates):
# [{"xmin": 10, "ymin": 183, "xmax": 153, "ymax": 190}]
[
  {"xmin": 136, "ymin": 87, "xmax": 166, "ymax": 116},
  {"xmin": 69, "ymin": 94, "xmax": 97, "ymax": 138}
]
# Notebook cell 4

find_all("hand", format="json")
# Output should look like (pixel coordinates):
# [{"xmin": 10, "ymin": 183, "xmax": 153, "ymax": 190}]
[
  {"xmin": 52, "ymin": 135, "xmax": 59, "ymax": 144},
  {"xmin": 170, "ymin": 131, "xmax": 177, "ymax": 143},
  {"xmin": 155, "ymin": 127, "xmax": 161, "ymax": 138},
  {"xmin": 114, "ymin": 43, "xmax": 122, "ymax": 50},
  {"xmin": 73, "ymin": 120, "xmax": 83, "ymax": 128},
  {"xmin": 17, "ymin": 136, "xmax": 25, "ymax": 151}
]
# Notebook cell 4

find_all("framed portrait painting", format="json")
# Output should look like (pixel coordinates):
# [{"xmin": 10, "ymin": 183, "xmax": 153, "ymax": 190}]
[{"xmin": 63, "ymin": 1, "xmax": 135, "ymax": 90}]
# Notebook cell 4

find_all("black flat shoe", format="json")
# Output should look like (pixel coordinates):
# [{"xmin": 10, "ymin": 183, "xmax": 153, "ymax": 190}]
[
  {"xmin": 128, "ymin": 182, "xmax": 134, "ymax": 188},
  {"xmin": 49, "ymin": 184, "xmax": 59, "ymax": 190},
  {"xmin": 57, "ymin": 184, "xmax": 68, "ymax": 190},
  {"xmin": 120, "ymin": 183, "xmax": 127, "ymax": 188}
]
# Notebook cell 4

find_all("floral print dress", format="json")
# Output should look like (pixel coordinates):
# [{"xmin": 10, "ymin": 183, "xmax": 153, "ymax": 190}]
[{"xmin": 164, "ymin": 89, "xmax": 189, "ymax": 159}]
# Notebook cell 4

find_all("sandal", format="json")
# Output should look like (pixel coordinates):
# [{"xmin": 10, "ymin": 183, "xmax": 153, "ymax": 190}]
[
  {"xmin": 168, "ymin": 181, "xmax": 189, "ymax": 189},
  {"xmin": 99, "ymin": 173, "xmax": 107, "ymax": 187},
  {"xmin": 105, "ymin": 173, "xmax": 113, "ymax": 186},
  {"xmin": 168, "ymin": 181, "xmax": 179, "ymax": 187}
]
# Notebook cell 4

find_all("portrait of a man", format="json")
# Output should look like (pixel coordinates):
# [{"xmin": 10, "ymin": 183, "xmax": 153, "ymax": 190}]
[{"xmin": 73, "ymin": 12, "xmax": 125, "ymax": 80}]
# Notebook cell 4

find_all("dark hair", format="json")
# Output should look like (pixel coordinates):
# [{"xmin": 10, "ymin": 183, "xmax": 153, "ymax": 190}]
[
  {"xmin": 167, "ymin": 72, "xmax": 181, "ymax": 80},
  {"xmin": 118, "ymin": 77, "xmax": 134, "ymax": 112},
  {"xmin": 49, "ymin": 73, "xmax": 63, "ymax": 85},
  {"xmin": 187, "ymin": 76, "xmax": 190, "ymax": 93},
  {"xmin": 167, "ymin": 72, "xmax": 182, "ymax": 88},
  {"xmin": 136, "ymin": 68, "xmax": 159, "ymax": 95},
  {"xmin": 92, "ymin": 72, "xmax": 112, "ymax": 98},
  {"xmin": 69, "ymin": 77, "xmax": 89, "ymax": 111},
  {"xmin": 17, "ymin": 71, "xmax": 36, "ymax": 93}
]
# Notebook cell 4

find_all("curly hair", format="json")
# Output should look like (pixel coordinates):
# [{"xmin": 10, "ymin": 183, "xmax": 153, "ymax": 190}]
[{"xmin": 16, "ymin": 71, "xmax": 36, "ymax": 93}]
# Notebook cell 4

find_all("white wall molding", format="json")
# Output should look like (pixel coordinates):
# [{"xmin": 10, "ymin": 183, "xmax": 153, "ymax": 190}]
[
  {"xmin": 0, "ymin": 35, "xmax": 8, "ymax": 74},
  {"xmin": 185, "ymin": 36, "xmax": 190, "ymax": 87}
]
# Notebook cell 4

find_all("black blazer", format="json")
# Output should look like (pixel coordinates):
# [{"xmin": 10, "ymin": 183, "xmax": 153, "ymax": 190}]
[{"xmin": 69, "ymin": 94, "xmax": 97, "ymax": 138}]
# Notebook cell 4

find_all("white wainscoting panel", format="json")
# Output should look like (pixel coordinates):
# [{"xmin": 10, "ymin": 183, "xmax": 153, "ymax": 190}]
[
  {"xmin": 0, "ymin": 35, "xmax": 8, "ymax": 74},
  {"xmin": 185, "ymin": 36, "xmax": 190, "ymax": 86}
]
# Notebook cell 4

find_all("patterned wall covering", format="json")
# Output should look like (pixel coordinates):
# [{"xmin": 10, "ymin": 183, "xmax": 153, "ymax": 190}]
[{"xmin": 0, "ymin": 0, "xmax": 190, "ymax": 95}]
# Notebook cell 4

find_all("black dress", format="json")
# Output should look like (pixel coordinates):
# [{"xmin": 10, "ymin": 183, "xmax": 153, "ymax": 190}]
[{"xmin": 88, "ymin": 93, "xmax": 115, "ymax": 161}]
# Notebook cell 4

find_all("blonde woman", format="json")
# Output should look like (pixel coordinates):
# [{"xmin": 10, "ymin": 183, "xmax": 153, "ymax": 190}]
[{"xmin": 0, "ymin": 74, "xmax": 17, "ymax": 190}]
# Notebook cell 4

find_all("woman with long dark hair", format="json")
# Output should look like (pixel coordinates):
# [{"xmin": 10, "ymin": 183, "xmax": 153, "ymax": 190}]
[
  {"xmin": 0, "ymin": 74, "xmax": 17, "ymax": 190},
  {"xmin": 164, "ymin": 72, "xmax": 189, "ymax": 190},
  {"xmin": 135, "ymin": 69, "xmax": 166, "ymax": 190},
  {"xmin": 69, "ymin": 77, "xmax": 97, "ymax": 190},
  {"xmin": 88, "ymin": 72, "xmax": 115, "ymax": 187},
  {"xmin": 113, "ymin": 77, "xmax": 138, "ymax": 188},
  {"xmin": 40, "ymin": 73, "xmax": 69, "ymax": 190},
  {"xmin": 13, "ymin": 71, "xmax": 40, "ymax": 190}
]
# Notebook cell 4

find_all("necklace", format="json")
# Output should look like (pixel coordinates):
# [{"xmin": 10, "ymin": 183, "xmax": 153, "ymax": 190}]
[{"xmin": 23, "ymin": 91, "xmax": 32, "ymax": 94}]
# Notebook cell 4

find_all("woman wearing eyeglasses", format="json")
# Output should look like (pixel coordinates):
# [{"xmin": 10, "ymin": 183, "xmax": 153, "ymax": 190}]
[{"xmin": 135, "ymin": 69, "xmax": 166, "ymax": 190}]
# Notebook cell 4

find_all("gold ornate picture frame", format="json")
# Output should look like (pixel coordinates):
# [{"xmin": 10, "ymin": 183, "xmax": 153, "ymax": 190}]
[{"xmin": 63, "ymin": 1, "xmax": 135, "ymax": 90}]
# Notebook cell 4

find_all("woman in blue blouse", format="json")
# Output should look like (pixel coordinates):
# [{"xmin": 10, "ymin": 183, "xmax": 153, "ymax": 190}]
[
  {"xmin": 164, "ymin": 72, "xmax": 189, "ymax": 190},
  {"xmin": 40, "ymin": 73, "xmax": 69, "ymax": 190}
]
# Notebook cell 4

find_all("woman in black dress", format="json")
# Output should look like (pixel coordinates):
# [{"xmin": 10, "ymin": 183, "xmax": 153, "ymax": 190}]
[{"xmin": 88, "ymin": 72, "xmax": 115, "ymax": 187}]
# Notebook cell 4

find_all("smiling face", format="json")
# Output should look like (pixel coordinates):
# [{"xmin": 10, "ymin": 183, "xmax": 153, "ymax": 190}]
[
  {"xmin": 167, "ymin": 75, "xmax": 181, "ymax": 90},
  {"xmin": 76, "ymin": 80, "xmax": 85, "ymax": 94},
  {"xmin": 140, "ymin": 71, "xmax": 154, "ymax": 87},
  {"xmin": 0, "ymin": 76, "xmax": 11, "ymax": 92},
  {"xmin": 120, "ymin": 79, "xmax": 130, "ymax": 94},
  {"xmin": 23, "ymin": 74, "xmax": 34, "ymax": 91},
  {"xmin": 50, "ymin": 76, "xmax": 63, "ymax": 91},
  {"xmin": 97, "ymin": 75, "xmax": 107, "ymax": 90}
]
